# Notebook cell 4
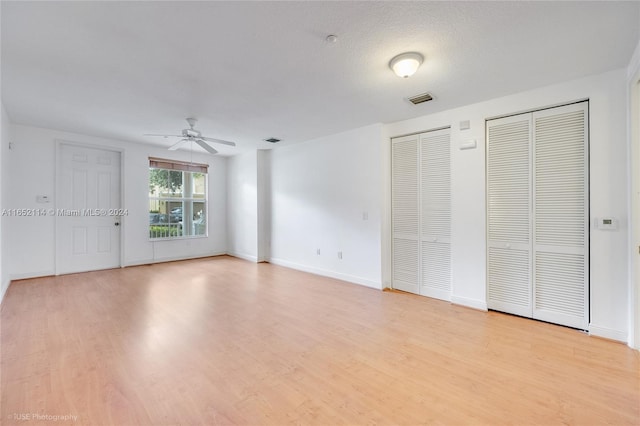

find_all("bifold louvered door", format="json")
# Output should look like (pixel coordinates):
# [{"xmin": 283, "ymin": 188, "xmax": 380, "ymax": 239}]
[
  {"xmin": 392, "ymin": 134, "xmax": 420, "ymax": 294},
  {"xmin": 532, "ymin": 103, "xmax": 589, "ymax": 329},
  {"xmin": 487, "ymin": 101, "xmax": 589, "ymax": 330},
  {"xmin": 487, "ymin": 114, "xmax": 533, "ymax": 318},
  {"xmin": 392, "ymin": 128, "xmax": 451, "ymax": 300},
  {"xmin": 420, "ymin": 129, "xmax": 451, "ymax": 300}
]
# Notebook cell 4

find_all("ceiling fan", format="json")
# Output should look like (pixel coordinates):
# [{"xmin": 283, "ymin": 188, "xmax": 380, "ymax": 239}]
[{"xmin": 144, "ymin": 118, "xmax": 236, "ymax": 154}]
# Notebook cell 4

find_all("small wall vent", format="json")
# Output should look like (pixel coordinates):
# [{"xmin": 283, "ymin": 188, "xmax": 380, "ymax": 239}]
[
  {"xmin": 408, "ymin": 92, "xmax": 433, "ymax": 105},
  {"xmin": 263, "ymin": 137, "xmax": 281, "ymax": 143}
]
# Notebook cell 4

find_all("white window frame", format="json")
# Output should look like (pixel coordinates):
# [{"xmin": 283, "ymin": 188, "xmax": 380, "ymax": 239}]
[{"xmin": 148, "ymin": 157, "xmax": 208, "ymax": 241}]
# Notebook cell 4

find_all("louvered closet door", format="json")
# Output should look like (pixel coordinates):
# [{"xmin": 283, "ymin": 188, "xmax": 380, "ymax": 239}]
[
  {"xmin": 392, "ymin": 135, "xmax": 420, "ymax": 294},
  {"xmin": 420, "ymin": 128, "xmax": 451, "ymax": 300},
  {"xmin": 532, "ymin": 102, "xmax": 589, "ymax": 329},
  {"xmin": 487, "ymin": 114, "xmax": 533, "ymax": 318}
]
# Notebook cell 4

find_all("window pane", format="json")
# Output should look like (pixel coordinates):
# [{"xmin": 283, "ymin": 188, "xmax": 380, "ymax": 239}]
[
  {"xmin": 149, "ymin": 199, "xmax": 161, "ymax": 214},
  {"xmin": 149, "ymin": 223, "xmax": 182, "ymax": 239},
  {"xmin": 168, "ymin": 170, "xmax": 183, "ymax": 198},
  {"xmin": 167, "ymin": 202, "xmax": 183, "ymax": 237},
  {"xmin": 149, "ymin": 169, "xmax": 169, "ymax": 196},
  {"xmin": 167, "ymin": 201, "xmax": 183, "ymax": 223},
  {"xmin": 192, "ymin": 173, "xmax": 206, "ymax": 199},
  {"xmin": 148, "ymin": 164, "xmax": 207, "ymax": 240},
  {"xmin": 193, "ymin": 202, "xmax": 206, "ymax": 236}
]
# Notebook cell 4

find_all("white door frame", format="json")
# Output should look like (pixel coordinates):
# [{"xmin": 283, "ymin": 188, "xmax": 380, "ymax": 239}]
[
  {"xmin": 54, "ymin": 140, "xmax": 125, "ymax": 274},
  {"xmin": 629, "ymin": 68, "xmax": 640, "ymax": 350}
]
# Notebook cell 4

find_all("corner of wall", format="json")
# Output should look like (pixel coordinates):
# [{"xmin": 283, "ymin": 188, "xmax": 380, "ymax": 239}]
[
  {"xmin": 628, "ymin": 39, "xmax": 640, "ymax": 82},
  {"xmin": 380, "ymin": 125, "xmax": 392, "ymax": 291},
  {"xmin": 0, "ymin": 102, "xmax": 9, "ymax": 306},
  {"xmin": 627, "ymin": 36, "xmax": 640, "ymax": 350}
]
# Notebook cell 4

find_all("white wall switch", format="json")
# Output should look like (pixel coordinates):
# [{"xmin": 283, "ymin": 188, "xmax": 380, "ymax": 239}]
[
  {"xmin": 595, "ymin": 217, "xmax": 618, "ymax": 230},
  {"xmin": 459, "ymin": 140, "xmax": 477, "ymax": 150}
]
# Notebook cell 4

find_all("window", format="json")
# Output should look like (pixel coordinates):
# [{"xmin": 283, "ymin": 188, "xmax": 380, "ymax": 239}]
[{"xmin": 149, "ymin": 157, "xmax": 208, "ymax": 240}]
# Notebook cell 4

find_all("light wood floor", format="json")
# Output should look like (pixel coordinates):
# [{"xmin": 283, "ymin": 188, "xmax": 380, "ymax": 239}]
[{"xmin": 1, "ymin": 256, "xmax": 638, "ymax": 425}]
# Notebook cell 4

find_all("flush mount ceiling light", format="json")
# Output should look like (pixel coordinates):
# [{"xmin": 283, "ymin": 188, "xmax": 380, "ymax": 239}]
[{"xmin": 389, "ymin": 52, "xmax": 424, "ymax": 78}]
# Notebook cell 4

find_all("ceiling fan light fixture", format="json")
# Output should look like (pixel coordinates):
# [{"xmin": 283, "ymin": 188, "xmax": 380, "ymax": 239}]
[
  {"xmin": 389, "ymin": 52, "xmax": 423, "ymax": 78},
  {"xmin": 183, "ymin": 128, "xmax": 200, "ymax": 137},
  {"xmin": 144, "ymin": 117, "xmax": 236, "ymax": 155}
]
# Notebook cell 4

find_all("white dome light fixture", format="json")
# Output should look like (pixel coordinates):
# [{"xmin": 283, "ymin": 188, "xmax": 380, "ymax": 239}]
[{"xmin": 389, "ymin": 52, "xmax": 424, "ymax": 78}]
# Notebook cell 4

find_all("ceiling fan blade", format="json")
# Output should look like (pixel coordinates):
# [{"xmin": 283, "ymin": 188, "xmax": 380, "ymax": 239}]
[
  {"xmin": 194, "ymin": 139, "xmax": 218, "ymax": 154},
  {"xmin": 200, "ymin": 136, "xmax": 236, "ymax": 147},
  {"xmin": 144, "ymin": 134, "xmax": 183, "ymax": 138},
  {"xmin": 168, "ymin": 139, "xmax": 188, "ymax": 151}
]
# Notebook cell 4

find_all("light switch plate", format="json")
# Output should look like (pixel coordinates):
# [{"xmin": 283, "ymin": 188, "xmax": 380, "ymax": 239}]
[{"xmin": 595, "ymin": 217, "xmax": 617, "ymax": 230}]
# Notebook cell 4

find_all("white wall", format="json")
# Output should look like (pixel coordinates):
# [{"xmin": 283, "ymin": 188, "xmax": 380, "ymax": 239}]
[
  {"xmin": 269, "ymin": 124, "xmax": 383, "ymax": 289},
  {"xmin": 0, "ymin": 103, "xmax": 9, "ymax": 304},
  {"xmin": 384, "ymin": 68, "xmax": 630, "ymax": 341},
  {"xmin": 4, "ymin": 124, "xmax": 227, "ymax": 279},
  {"xmin": 226, "ymin": 150, "xmax": 258, "ymax": 262}
]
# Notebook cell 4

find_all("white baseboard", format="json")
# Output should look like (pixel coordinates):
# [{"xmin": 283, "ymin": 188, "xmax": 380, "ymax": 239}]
[
  {"xmin": 227, "ymin": 252, "xmax": 258, "ymax": 263},
  {"xmin": 268, "ymin": 258, "xmax": 381, "ymax": 289},
  {"xmin": 451, "ymin": 295, "xmax": 488, "ymax": 311},
  {"xmin": 589, "ymin": 324, "xmax": 627, "ymax": 343},
  {"xmin": 0, "ymin": 278, "xmax": 10, "ymax": 305},
  {"xmin": 9, "ymin": 270, "xmax": 56, "ymax": 281},
  {"xmin": 123, "ymin": 251, "xmax": 227, "ymax": 268}
]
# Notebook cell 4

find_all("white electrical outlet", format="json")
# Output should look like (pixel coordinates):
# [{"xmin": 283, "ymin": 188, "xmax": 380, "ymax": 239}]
[
  {"xmin": 316, "ymin": 248, "xmax": 321, "ymax": 255},
  {"xmin": 338, "ymin": 251, "xmax": 342, "ymax": 259}
]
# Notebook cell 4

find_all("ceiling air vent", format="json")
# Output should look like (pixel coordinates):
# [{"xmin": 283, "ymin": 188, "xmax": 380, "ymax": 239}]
[
  {"xmin": 408, "ymin": 92, "xmax": 433, "ymax": 105},
  {"xmin": 263, "ymin": 137, "xmax": 281, "ymax": 143}
]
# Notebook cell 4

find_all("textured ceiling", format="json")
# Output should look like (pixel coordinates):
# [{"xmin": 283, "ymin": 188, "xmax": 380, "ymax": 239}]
[{"xmin": 2, "ymin": 1, "xmax": 639, "ymax": 155}]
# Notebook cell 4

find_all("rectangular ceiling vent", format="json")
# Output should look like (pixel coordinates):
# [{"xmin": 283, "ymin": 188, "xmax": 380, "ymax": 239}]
[
  {"xmin": 408, "ymin": 92, "xmax": 433, "ymax": 105},
  {"xmin": 263, "ymin": 137, "xmax": 281, "ymax": 143}
]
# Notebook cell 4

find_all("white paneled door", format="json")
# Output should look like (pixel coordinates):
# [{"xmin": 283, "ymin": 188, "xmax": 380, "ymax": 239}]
[
  {"xmin": 56, "ymin": 143, "xmax": 121, "ymax": 275},
  {"xmin": 487, "ymin": 101, "xmax": 589, "ymax": 330},
  {"xmin": 392, "ymin": 128, "xmax": 451, "ymax": 300}
]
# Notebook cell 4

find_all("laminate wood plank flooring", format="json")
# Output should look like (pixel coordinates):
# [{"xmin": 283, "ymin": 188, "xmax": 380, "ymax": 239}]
[{"xmin": 1, "ymin": 256, "xmax": 638, "ymax": 425}]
